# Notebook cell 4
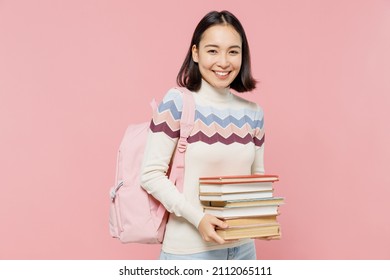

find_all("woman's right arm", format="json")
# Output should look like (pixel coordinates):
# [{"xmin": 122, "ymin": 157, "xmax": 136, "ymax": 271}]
[{"xmin": 140, "ymin": 89, "xmax": 204, "ymax": 228}]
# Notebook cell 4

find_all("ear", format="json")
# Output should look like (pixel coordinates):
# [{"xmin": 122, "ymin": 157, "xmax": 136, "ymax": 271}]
[{"xmin": 192, "ymin": 45, "xmax": 199, "ymax": 63}]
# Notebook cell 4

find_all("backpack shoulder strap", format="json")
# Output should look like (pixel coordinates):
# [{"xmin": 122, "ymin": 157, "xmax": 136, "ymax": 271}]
[
  {"xmin": 168, "ymin": 87, "xmax": 195, "ymax": 191},
  {"xmin": 176, "ymin": 87, "xmax": 195, "ymax": 149}
]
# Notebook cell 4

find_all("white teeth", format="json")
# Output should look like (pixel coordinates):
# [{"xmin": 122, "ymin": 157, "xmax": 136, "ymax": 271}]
[{"xmin": 215, "ymin": 71, "xmax": 229, "ymax": 76}]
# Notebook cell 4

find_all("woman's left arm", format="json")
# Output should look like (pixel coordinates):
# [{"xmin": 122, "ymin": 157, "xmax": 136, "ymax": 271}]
[{"xmin": 251, "ymin": 104, "xmax": 265, "ymax": 175}]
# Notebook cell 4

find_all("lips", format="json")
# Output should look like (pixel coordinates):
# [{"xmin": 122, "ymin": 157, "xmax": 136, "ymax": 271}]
[{"xmin": 214, "ymin": 71, "xmax": 230, "ymax": 79}]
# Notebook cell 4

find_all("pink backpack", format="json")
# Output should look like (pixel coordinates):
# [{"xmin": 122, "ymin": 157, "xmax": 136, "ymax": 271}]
[{"xmin": 109, "ymin": 87, "xmax": 195, "ymax": 244}]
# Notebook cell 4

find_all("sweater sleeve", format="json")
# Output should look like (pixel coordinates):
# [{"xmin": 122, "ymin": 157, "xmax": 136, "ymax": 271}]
[
  {"xmin": 251, "ymin": 104, "xmax": 265, "ymax": 175},
  {"xmin": 140, "ymin": 88, "xmax": 205, "ymax": 228}
]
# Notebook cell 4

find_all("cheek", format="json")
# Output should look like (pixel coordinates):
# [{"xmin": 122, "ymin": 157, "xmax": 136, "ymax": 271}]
[
  {"xmin": 233, "ymin": 56, "xmax": 242, "ymax": 70},
  {"xmin": 198, "ymin": 56, "xmax": 215, "ymax": 69}
]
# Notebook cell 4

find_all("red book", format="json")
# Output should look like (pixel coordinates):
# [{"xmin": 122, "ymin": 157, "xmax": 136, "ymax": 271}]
[{"xmin": 199, "ymin": 174, "xmax": 279, "ymax": 185}]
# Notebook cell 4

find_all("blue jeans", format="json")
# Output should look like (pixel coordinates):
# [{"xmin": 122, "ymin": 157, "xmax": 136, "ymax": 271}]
[{"xmin": 159, "ymin": 241, "xmax": 256, "ymax": 260}]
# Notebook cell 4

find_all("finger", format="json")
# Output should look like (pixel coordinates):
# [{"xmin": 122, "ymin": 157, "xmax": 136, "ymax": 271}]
[
  {"xmin": 209, "ymin": 232, "xmax": 227, "ymax": 245},
  {"xmin": 209, "ymin": 216, "xmax": 228, "ymax": 229},
  {"xmin": 223, "ymin": 238, "xmax": 239, "ymax": 243},
  {"xmin": 255, "ymin": 235, "xmax": 280, "ymax": 241}
]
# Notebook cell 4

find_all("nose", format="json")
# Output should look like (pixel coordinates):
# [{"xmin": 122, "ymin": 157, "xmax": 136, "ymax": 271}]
[{"xmin": 216, "ymin": 53, "xmax": 230, "ymax": 68}]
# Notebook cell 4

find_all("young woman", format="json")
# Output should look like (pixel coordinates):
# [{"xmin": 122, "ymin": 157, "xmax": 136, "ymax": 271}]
[{"xmin": 141, "ymin": 10, "xmax": 266, "ymax": 260}]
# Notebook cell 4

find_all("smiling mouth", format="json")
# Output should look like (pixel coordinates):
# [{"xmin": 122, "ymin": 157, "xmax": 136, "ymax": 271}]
[{"xmin": 214, "ymin": 71, "xmax": 230, "ymax": 78}]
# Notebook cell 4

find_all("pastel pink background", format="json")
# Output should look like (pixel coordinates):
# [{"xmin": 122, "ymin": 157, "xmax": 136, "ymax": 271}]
[{"xmin": 1, "ymin": 0, "xmax": 389, "ymax": 259}]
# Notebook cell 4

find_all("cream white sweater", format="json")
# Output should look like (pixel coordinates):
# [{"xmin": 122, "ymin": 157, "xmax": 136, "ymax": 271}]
[{"xmin": 141, "ymin": 80, "xmax": 265, "ymax": 254}]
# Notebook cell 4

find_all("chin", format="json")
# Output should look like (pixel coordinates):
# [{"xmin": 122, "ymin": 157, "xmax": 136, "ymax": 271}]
[{"xmin": 215, "ymin": 82, "xmax": 233, "ymax": 89}]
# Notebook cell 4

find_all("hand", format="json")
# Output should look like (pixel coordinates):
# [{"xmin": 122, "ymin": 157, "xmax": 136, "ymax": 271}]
[
  {"xmin": 255, "ymin": 235, "xmax": 281, "ymax": 241},
  {"xmin": 198, "ymin": 214, "xmax": 229, "ymax": 244},
  {"xmin": 255, "ymin": 230, "xmax": 282, "ymax": 241}
]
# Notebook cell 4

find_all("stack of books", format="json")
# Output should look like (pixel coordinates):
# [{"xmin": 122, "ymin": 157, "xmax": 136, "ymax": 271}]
[{"xmin": 199, "ymin": 174, "xmax": 284, "ymax": 240}]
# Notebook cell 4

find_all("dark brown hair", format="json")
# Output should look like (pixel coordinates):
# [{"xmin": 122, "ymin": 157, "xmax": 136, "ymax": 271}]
[{"xmin": 177, "ymin": 10, "xmax": 257, "ymax": 92}]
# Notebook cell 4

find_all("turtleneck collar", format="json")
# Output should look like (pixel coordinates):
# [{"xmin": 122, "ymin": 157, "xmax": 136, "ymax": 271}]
[{"xmin": 196, "ymin": 79, "xmax": 234, "ymax": 103}]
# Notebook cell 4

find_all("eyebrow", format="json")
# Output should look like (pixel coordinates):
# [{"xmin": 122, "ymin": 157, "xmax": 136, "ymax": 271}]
[{"xmin": 204, "ymin": 44, "xmax": 241, "ymax": 49}]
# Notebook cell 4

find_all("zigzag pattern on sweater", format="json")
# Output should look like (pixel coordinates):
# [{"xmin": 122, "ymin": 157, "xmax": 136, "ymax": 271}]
[{"xmin": 151, "ymin": 90, "xmax": 265, "ymax": 146}]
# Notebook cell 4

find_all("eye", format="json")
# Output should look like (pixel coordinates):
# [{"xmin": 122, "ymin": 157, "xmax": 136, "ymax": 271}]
[
  {"xmin": 229, "ymin": 50, "xmax": 240, "ymax": 55},
  {"xmin": 207, "ymin": 49, "xmax": 217, "ymax": 54}
]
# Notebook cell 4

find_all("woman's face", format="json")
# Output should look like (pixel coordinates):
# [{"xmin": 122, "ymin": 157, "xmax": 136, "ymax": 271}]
[{"xmin": 192, "ymin": 24, "xmax": 242, "ymax": 90}]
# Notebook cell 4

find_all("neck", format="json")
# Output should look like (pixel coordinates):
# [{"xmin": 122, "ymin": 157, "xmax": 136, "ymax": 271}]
[{"xmin": 197, "ymin": 79, "xmax": 233, "ymax": 102}]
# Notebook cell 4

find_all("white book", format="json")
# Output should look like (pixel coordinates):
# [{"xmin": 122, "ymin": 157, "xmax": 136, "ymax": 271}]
[
  {"xmin": 199, "ymin": 190, "xmax": 273, "ymax": 201},
  {"xmin": 199, "ymin": 181, "xmax": 273, "ymax": 194},
  {"xmin": 203, "ymin": 204, "xmax": 279, "ymax": 218}
]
